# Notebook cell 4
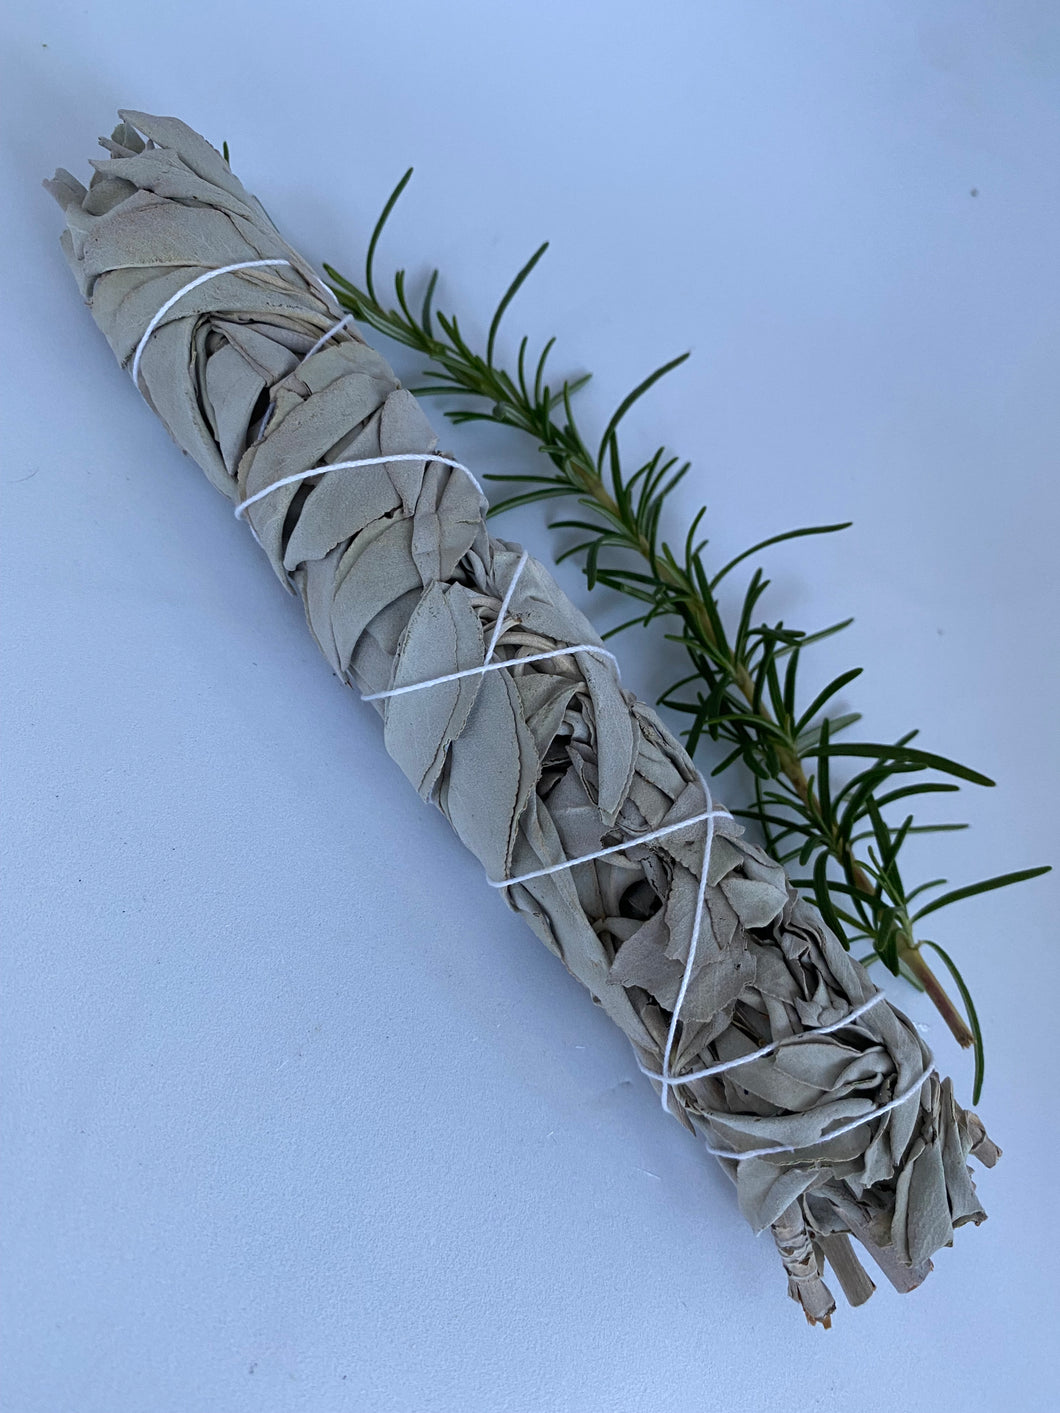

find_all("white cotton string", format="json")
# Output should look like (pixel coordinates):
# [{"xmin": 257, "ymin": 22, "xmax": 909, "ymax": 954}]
[
  {"xmin": 701, "ymin": 1066, "xmax": 931, "ymax": 1164},
  {"xmin": 657, "ymin": 778, "xmax": 715, "ymax": 1114},
  {"xmin": 300, "ymin": 312, "xmax": 354, "ymax": 364},
  {"xmin": 637, "ymin": 990, "xmax": 886, "ymax": 1087},
  {"xmin": 130, "ymin": 257, "xmax": 341, "ymax": 390},
  {"xmin": 483, "ymin": 549, "xmax": 529, "ymax": 665},
  {"xmin": 234, "ymin": 453, "xmax": 487, "ymax": 520}
]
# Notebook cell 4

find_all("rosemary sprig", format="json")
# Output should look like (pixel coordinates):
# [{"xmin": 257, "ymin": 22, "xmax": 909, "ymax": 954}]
[{"xmin": 324, "ymin": 171, "xmax": 1050, "ymax": 1101}]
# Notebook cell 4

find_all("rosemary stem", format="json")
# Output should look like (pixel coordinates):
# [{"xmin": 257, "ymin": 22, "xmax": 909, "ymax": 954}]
[{"xmin": 899, "ymin": 948, "xmax": 974, "ymax": 1047}]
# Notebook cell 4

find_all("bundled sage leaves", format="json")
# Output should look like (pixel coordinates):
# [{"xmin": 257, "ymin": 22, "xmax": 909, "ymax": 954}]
[{"xmin": 48, "ymin": 112, "xmax": 999, "ymax": 1325}]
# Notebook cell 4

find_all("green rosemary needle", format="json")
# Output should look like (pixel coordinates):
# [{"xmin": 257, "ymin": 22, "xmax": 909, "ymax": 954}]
[{"xmin": 325, "ymin": 170, "xmax": 1050, "ymax": 1102}]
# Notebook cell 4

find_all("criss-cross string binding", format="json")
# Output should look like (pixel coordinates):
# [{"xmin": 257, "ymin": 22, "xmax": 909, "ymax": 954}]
[{"xmin": 132, "ymin": 265, "xmax": 931, "ymax": 1163}]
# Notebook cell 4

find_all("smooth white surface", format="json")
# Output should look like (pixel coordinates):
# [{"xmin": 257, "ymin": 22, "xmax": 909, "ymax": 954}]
[{"xmin": 2, "ymin": 4, "xmax": 1058, "ymax": 1409}]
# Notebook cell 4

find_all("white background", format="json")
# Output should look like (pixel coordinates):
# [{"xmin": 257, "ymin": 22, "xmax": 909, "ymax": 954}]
[{"xmin": 2, "ymin": 3, "xmax": 1058, "ymax": 1410}]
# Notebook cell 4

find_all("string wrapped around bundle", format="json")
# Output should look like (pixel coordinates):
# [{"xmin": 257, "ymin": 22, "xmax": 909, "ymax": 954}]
[{"xmin": 46, "ymin": 111, "xmax": 999, "ymax": 1325}]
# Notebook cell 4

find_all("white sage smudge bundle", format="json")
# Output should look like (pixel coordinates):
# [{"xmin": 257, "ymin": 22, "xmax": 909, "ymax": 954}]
[{"xmin": 47, "ymin": 112, "xmax": 999, "ymax": 1325}]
